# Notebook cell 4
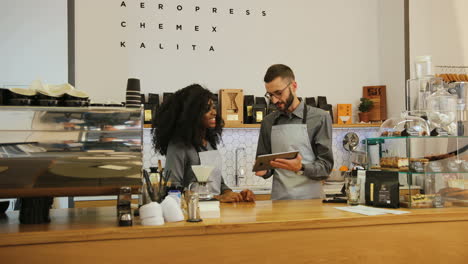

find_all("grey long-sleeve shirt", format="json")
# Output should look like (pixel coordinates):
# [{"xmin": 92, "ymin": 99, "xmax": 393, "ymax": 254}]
[
  {"xmin": 164, "ymin": 141, "xmax": 231, "ymax": 193},
  {"xmin": 255, "ymin": 101, "xmax": 334, "ymax": 180}
]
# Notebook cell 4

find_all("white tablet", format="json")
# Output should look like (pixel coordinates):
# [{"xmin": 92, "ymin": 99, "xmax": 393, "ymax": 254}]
[{"xmin": 252, "ymin": 151, "xmax": 299, "ymax": 171}]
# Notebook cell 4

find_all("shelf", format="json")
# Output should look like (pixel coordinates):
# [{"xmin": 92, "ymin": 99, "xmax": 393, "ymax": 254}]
[
  {"xmin": 144, "ymin": 124, "xmax": 261, "ymax": 129},
  {"xmin": 224, "ymin": 124, "xmax": 261, "ymax": 128},
  {"xmin": 366, "ymin": 136, "xmax": 468, "ymax": 141},
  {"xmin": 145, "ymin": 123, "xmax": 381, "ymax": 129},
  {"xmin": 332, "ymin": 123, "xmax": 381, "ymax": 128},
  {"xmin": 0, "ymin": 106, "xmax": 140, "ymax": 113},
  {"xmin": 225, "ymin": 123, "xmax": 381, "ymax": 129},
  {"xmin": 399, "ymin": 171, "xmax": 468, "ymax": 174},
  {"xmin": 369, "ymin": 169, "xmax": 467, "ymax": 174},
  {"xmin": 144, "ymin": 123, "xmax": 259, "ymax": 129}
]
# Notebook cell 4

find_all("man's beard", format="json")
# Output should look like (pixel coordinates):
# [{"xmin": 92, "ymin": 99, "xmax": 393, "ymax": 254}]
[{"xmin": 276, "ymin": 88, "xmax": 295, "ymax": 112}]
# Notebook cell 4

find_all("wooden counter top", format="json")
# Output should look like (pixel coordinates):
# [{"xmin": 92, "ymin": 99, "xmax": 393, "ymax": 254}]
[
  {"xmin": 2, "ymin": 199, "xmax": 468, "ymax": 248},
  {"xmin": 2, "ymin": 200, "xmax": 468, "ymax": 263}
]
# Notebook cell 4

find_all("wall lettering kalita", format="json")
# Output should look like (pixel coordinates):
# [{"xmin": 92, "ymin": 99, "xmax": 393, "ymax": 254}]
[{"xmin": 119, "ymin": 1, "xmax": 268, "ymax": 52}]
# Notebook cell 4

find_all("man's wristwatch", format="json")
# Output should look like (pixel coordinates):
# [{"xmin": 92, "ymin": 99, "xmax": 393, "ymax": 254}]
[{"xmin": 296, "ymin": 164, "xmax": 305, "ymax": 175}]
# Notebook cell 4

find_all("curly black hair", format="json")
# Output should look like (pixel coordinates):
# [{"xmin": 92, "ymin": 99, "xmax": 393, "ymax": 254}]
[{"xmin": 152, "ymin": 84, "xmax": 224, "ymax": 155}]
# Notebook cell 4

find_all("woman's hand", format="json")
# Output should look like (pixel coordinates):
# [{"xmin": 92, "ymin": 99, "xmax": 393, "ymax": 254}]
[
  {"xmin": 240, "ymin": 189, "xmax": 255, "ymax": 202},
  {"xmin": 217, "ymin": 190, "xmax": 243, "ymax": 203}
]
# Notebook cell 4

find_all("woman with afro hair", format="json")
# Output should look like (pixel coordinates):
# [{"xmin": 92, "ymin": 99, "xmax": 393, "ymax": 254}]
[{"xmin": 152, "ymin": 84, "xmax": 254, "ymax": 202}]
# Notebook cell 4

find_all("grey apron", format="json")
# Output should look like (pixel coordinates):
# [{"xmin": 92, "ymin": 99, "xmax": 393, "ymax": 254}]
[
  {"xmin": 198, "ymin": 150, "xmax": 222, "ymax": 195},
  {"xmin": 271, "ymin": 106, "xmax": 323, "ymax": 200}
]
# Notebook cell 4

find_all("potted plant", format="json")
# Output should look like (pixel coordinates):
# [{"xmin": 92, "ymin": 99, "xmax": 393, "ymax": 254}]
[{"xmin": 358, "ymin": 98, "xmax": 374, "ymax": 122}]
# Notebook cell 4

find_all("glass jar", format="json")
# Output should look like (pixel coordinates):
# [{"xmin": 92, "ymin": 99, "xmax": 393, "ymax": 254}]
[
  {"xmin": 426, "ymin": 85, "xmax": 458, "ymax": 135},
  {"xmin": 379, "ymin": 111, "xmax": 430, "ymax": 137},
  {"xmin": 190, "ymin": 165, "xmax": 215, "ymax": 200},
  {"xmin": 345, "ymin": 176, "xmax": 361, "ymax": 206},
  {"xmin": 415, "ymin": 55, "xmax": 434, "ymax": 79},
  {"xmin": 188, "ymin": 181, "xmax": 213, "ymax": 200}
]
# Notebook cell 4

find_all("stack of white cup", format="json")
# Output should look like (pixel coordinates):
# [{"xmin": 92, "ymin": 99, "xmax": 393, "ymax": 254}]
[
  {"xmin": 139, "ymin": 196, "xmax": 185, "ymax": 226},
  {"xmin": 139, "ymin": 202, "xmax": 164, "ymax": 226}
]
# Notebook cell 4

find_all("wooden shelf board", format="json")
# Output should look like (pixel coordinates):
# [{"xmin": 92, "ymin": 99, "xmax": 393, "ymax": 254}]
[
  {"xmin": 332, "ymin": 123, "xmax": 382, "ymax": 128},
  {"xmin": 224, "ymin": 124, "xmax": 261, "ymax": 128},
  {"xmin": 224, "ymin": 123, "xmax": 381, "ymax": 129},
  {"xmin": 146, "ymin": 123, "xmax": 381, "ymax": 129}
]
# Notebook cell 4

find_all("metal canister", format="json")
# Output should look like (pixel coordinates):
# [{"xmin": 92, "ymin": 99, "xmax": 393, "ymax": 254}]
[
  {"xmin": 187, "ymin": 193, "xmax": 202, "ymax": 222},
  {"xmin": 119, "ymin": 213, "xmax": 133, "ymax": 227},
  {"xmin": 449, "ymin": 82, "xmax": 467, "ymax": 135}
]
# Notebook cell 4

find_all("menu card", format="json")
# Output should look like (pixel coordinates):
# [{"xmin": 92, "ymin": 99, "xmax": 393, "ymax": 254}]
[{"xmin": 334, "ymin": 205, "xmax": 410, "ymax": 216}]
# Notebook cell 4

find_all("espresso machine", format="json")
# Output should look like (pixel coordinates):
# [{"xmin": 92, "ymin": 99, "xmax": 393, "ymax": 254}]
[{"xmin": 0, "ymin": 106, "xmax": 143, "ymax": 224}]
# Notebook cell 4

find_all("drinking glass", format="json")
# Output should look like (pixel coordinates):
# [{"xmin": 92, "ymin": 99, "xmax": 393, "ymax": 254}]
[{"xmin": 345, "ymin": 177, "xmax": 361, "ymax": 206}]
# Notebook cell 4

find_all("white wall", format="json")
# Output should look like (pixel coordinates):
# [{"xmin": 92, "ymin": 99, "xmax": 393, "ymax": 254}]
[
  {"xmin": 0, "ymin": 0, "xmax": 406, "ymax": 120},
  {"xmin": 0, "ymin": 0, "xmax": 69, "ymax": 209},
  {"xmin": 410, "ymin": 0, "xmax": 468, "ymax": 76},
  {"xmin": 74, "ymin": 0, "xmax": 403, "ymax": 118},
  {"xmin": 378, "ymin": 0, "xmax": 406, "ymax": 118},
  {"xmin": 0, "ymin": 0, "xmax": 68, "ymax": 86}
]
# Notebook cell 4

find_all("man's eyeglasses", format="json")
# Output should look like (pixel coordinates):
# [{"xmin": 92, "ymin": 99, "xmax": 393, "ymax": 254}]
[{"xmin": 264, "ymin": 82, "xmax": 291, "ymax": 101}]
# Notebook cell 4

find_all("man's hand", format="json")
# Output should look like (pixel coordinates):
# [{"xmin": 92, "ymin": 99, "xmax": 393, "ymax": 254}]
[
  {"xmin": 255, "ymin": 170, "xmax": 267, "ymax": 177},
  {"xmin": 217, "ymin": 190, "xmax": 243, "ymax": 203},
  {"xmin": 270, "ymin": 153, "xmax": 303, "ymax": 172},
  {"xmin": 240, "ymin": 189, "xmax": 255, "ymax": 202}
]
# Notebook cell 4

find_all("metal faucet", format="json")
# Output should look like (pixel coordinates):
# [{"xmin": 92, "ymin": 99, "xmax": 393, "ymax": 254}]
[{"xmin": 235, "ymin": 147, "xmax": 245, "ymax": 187}]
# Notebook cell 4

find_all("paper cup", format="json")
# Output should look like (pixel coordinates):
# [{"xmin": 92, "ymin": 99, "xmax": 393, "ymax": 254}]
[
  {"xmin": 139, "ymin": 202, "xmax": 165, "ymax": 226},
  {"xmin": 161, "ymin": 196, "xmax": 184, "ymax": 222},
  {"xmin": 126, "ymin": 78, "xmax": 141, "ymax": 91}
]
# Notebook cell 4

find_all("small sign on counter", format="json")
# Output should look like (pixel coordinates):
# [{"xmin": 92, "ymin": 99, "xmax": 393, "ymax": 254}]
[
  {"xmin": 200, "ymin": 201, "xmax": 220, "ymax": 218},
  {"xmin": 334, "ymin": 205, "xmax": 410, "ymax": 216}
]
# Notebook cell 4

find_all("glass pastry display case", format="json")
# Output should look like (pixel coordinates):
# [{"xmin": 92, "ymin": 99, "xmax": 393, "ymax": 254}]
[
  {"xmin": 379, "ymin": 111, "xmax": 430, "ymax": 137},
  {"xmin": 364, "ymin": 135, "xmax": 468, "ymax": 208},
  {"xmin": 0, "ymin": 106, "xmax": 143, "ymax": 198}
]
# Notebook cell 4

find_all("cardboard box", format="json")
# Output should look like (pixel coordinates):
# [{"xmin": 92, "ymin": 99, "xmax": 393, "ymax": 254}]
[{"xmin": 337, "ymin": 104, "xmax": 352, "ymax": 124}]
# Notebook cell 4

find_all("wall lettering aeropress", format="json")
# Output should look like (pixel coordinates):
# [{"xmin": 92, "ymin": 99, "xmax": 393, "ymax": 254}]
[{"xmin": 119, "ymin": 1, "xmax": 268, "ymax": 52}]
